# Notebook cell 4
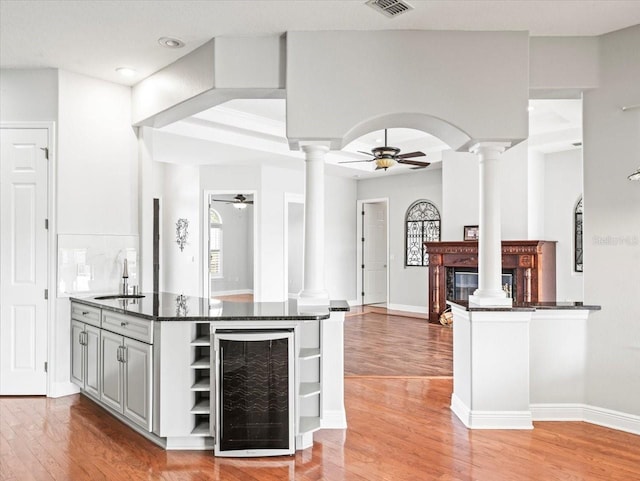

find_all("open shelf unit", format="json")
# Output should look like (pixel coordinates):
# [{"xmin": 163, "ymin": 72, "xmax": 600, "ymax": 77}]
[
  {"xmin": 190, "ymin": 323, "xmax": 213, "ymax": 439},
  {"xmin": 297, "ymin": 320, "xmax": 322, "ymax": 438}
]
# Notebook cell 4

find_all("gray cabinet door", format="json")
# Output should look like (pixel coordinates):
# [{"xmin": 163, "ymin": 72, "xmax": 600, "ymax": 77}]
[
  {"xmin": 84, "ymin": 324, "xmax": 101, "ymax": 400},
  {"xmin": 100, "ymin": 330, "xmax": 124, "ymax": 413},
  {"xmin": 70, "ymin": 320, "xmax": 84, "ymax": 388},
  {"xmin": 123, "ymin": 337, "xmax": 152, "ymax": 431}
]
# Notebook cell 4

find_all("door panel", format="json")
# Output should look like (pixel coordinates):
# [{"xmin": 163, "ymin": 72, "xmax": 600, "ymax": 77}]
[
  {"xmin": 70, "ymin": 320, "xmax": 84, "ymax": 388},
  {"xmin": 84, "ymin": 325, "xmax": 101, "ymax": 399},
  {"xmin": 123, "ymin": 337, "xmax": 152, "ymax": 430},
  {"xmin": 363, "ymin": 202, "xmax": 387, "ymax": 305},
  {"xmin": 100, "ymin": 330, "xmax": 123, "ymax": 412},
  {"xmin": 0, "ymin": 129, "xmax": 48, "ymax": 394}
]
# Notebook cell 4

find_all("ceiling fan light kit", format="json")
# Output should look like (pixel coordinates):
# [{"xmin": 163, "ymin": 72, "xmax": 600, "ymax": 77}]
[
  {"xmin": 211, "ymin": 194, "xmax": 254, "ymax": 207},
  {"xmin": 339, "ymin": 128, "xmax": 430, "ymax": 171}
]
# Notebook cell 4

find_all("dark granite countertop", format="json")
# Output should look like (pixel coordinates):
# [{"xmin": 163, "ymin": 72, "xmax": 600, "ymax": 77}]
[
  {"xmin": 447, "ymin": 300, "xmax": 601, "ymax": 312},
  {"xmin": 70, "ymin": 292, "xmax": 349, "ymax": 322}
]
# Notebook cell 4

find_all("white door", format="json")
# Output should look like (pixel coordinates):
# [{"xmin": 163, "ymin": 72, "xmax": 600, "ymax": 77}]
[
  {"xmin": 363, "ymin": 202, "xmax": 387, "ymax": 305},
  {"xmin": 0, "ymin": 128, "xmax": 49, "ymax": 394}
]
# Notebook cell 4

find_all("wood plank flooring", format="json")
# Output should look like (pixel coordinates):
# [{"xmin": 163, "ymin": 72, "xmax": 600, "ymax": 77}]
[
  {"xmin": 2, "ymin": 307, "xmax": 639, "ymax": 480},
  {"xmin": 344, "ymin": 307, "xmax": 452, "ymax": 377}
]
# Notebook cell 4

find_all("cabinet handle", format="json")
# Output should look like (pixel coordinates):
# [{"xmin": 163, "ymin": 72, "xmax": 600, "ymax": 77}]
[
  {"xmin": 121, "ymin": 346, "xmax": 127, "ymax": 363},
  {"xmin": 79, "ymin": 332, "xmax": 84, "ymax": 346},
  {"xmin": 83, "ymin": 332, "xmax": 87, "ymax": 346},
  {"xmin": 82, "ymin": 311, "xmax": 89, "ymax": 315},
  {"xmin": 116, "ymin": 346, "xmax": 122, "ymax": 362},
  {"xmin": 120, "ymin": 321, "xmax": 128, "ymax": 327}
]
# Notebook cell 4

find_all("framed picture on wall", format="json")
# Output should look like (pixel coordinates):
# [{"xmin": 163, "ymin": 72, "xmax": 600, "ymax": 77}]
[{"xmin": 463, "ymin": 225, "xmax": 479, "ymax": 241}]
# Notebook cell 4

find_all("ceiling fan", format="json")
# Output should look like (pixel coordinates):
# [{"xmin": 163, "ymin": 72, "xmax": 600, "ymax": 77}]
[
  {"xmin": 340, "ymin": 129, "xmax": 431, "ymax": 171},
  {"xmin": 211, "ymin": 194, "xmax": 254, "ymax": 209}
]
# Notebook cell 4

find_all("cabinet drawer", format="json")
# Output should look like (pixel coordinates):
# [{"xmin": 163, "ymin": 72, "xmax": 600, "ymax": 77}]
[
  {"xmin": 101, "ymin": 311, "xmax": 153, "ymax": 344},
  {"xmin": 71, "ymin": 302, "xmax": 101, "ymax": 328}
]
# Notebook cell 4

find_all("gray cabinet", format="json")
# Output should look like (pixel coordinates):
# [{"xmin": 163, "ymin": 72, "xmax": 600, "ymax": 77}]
[
  {"xmin": 100, "ymin": 327, "xmax": 153, "ymax": 431},
  {"xmin": 70, "ymin": 318, "xmax": 101, "ymax": 400}
]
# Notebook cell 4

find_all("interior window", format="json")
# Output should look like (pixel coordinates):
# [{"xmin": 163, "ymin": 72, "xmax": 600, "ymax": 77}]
[{"xmin": 405, "ymin": 200, "xmax": 441, "ymax": 266}]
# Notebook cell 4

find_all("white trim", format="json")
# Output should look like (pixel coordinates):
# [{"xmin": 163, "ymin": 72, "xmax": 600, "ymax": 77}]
[
  {"xmin": 356, "ymin": 197, "xmax": 390, "ymax": 306},
  {"xmin": 48, "ymin": 382, "xmax": 79, "ymax": 398},
  {"xmin": 1, "ymin": 121, "xmax": 57, "ymax": 398},
  {"xmin": 321, "ymin": 409, "xmax": 348, "ymax": 429},
  {"xmin": 386, "ymin": 303, "xmax": 428, "ymax": 314},
  {"xmin": 210, "ymin": 289, "xmax": 253, "ymax": 297},
  {"xmin": 532, "ymin": 403, "xmax": 640, "ymax": 435},
  {"xmin": 451, "ymin": 394, "xmax": 533, "ymax": 429}
]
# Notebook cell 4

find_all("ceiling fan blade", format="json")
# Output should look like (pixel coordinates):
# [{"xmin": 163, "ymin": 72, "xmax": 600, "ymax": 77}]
[
  {"xmin": 396, "ymin": 151, "xmax": 426, "ymax": 159},
  {"xmin": 245, "ymin": 201, "xmax": 254, "ymax": 204},
  {"xmin": 357, "ymin": 150, "xmax": 373, "ymax": 156},
  {"xmin": 339, "ymin": 159, "xmax": 373, "ymax": 164},
  {"xmin": 211, "ymin": 199, "xmax": 233, "ymax": 203},
  {"xmin": 397, "ymin": 159, "xmax": 431, "ymax": 167}
]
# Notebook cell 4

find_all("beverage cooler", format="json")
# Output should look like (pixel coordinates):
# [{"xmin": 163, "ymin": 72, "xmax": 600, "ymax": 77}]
[{"xmin": 212, "ymin": 329, "xmax": 294, "ymax": 457}]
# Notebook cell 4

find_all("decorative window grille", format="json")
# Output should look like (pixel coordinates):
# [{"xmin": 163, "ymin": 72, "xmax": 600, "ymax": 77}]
[
  {"xmin": 210, "ymin": 208, "xmax": 223, "ymax": 277},
  {"xmin": 575, "ymin": 197, "xmax": 583, "ymax": 272},
  {"xmin": 405, "ymin": 200, "xmax": 441, "ymax": 266}
]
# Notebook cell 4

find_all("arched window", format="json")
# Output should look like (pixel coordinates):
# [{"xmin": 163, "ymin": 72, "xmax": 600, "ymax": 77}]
[
  {"xmin": 574, "ymin": 197, "xmax": 583, "ymax": 273},
  {"xmin": 405, "ymin": 200, "xmax": 441, "ymax": 266},
  {"xmin": 209, "ymin": 208, "xmax": 223, "ymax": 278}
]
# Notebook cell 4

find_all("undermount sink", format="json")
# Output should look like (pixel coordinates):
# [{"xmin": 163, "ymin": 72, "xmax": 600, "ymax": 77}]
[{"xmin": 95, "ymin": 294, "xmax": 146, "ymax": 300}]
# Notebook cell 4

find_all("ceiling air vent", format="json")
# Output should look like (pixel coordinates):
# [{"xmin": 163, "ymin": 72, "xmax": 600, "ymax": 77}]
[{"xmin": 366, "ymin": 0, "xmax": 414, "ymax": 18}]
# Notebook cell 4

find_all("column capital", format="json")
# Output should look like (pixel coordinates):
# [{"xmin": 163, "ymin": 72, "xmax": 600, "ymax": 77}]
[
  {"xmin": 300, "ymin": 141, "xmax": 331, "ymax": 155},
  {"xmin": 468, "ymin": 141, "xmax": 512, "ymax": 157}
]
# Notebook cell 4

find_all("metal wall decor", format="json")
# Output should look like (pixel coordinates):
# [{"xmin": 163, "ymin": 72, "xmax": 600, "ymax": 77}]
[
  {"xmin": 405, "ymin": 200, "xmax": 441, "ymax": 266},
  {"xmin": 176, "ymin": 218, "xmax": 189, "ymax": 252},
  {"xmin": 574, "ymin": 197, "xmax": 583, "ymax": 272}
]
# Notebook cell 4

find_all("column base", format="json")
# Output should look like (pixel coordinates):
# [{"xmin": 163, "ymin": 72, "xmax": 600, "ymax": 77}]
[
  {"xmin": 297, "ymin": 289, "xmax": 330, "ymax": 307},
  {"xmin": 468, "ymin": 293, "xmax": 513, "ymax": 307}
]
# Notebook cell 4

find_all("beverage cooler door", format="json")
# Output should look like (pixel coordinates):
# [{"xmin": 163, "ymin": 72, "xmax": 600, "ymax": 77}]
[{"xmin": 212, "ymin": 329, "xmax": 294, "ymax": 457}]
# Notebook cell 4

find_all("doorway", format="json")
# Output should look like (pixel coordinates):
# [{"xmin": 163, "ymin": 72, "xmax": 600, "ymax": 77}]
[
  {"xmin": 203, "ymin": 191, "xmax": 256, "ymax": 300},
  {"xmin": 0, "ymin": 127, "xmax": 50, "ymax": 394},
  {"xmin": 357, "ymin": 199, "xmax": 389, "ymax": 306},
  {"xmin": 284, "ymin": 194, "xmax": 304, "ymax": 300}
]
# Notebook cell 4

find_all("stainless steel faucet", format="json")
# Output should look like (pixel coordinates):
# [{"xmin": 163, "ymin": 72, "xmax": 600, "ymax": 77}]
[{"xmin": 122, "ymin": 258, "xmax": 129, "ymax": 295}]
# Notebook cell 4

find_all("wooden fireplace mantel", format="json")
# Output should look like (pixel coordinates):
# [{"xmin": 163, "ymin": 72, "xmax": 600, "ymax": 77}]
[{"xmin": 423, "ymin": 240, "xmax": 556, "ymax": 323}]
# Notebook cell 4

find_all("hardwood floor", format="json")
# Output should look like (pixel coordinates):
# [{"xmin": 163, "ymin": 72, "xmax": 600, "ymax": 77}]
[
  {"xmin": 2, "ymin": 380, "xmax": 640, "ymax": 481},
  {"xmin": 2, "ymin": 307, "xmax": 639, "ymax": 481},
  {"xmin": 344, "ymin": 307, "xmax": 452, "ymax": 377}
]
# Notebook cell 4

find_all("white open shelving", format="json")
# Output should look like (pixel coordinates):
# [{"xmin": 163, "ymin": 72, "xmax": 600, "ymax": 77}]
[{"xmin": 189, "ymin": 323, "xmax": 213, "ymax": 439}]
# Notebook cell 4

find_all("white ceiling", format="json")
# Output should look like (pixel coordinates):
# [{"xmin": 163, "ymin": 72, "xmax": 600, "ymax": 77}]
[
  {"xmin": 0, "ymin": 1, "xmax": 608, "ymax": 177},
  {"xmin": 1, "ymin": 1, "xmax": 639, "ymax": 86}
]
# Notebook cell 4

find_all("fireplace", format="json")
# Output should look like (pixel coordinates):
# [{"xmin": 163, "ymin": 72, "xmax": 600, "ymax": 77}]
[
  {"xmin": 212, "ymin": 330, "xmax": 294, "ymax": 457},
  {"xmin": 424, "ymin": 240, "xmax": 556, "ymax": 323},
  {"xmin": 447, "ymin": 268, "xmax": 515, "ymax": 301}
]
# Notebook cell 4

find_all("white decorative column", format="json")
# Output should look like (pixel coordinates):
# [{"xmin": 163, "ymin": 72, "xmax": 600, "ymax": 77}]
[
  {"xmin": 298, "ymin": 143, "xmax": 330, "ymax": 306},
  {"xmin": 468, "ymin": 142, "xmax": 512, "ymax": 307}
]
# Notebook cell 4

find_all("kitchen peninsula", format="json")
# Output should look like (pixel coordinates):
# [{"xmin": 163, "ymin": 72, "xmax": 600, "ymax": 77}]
[{"xmin": 70, "ymin": 292, "xmax": 348, "ymax": 455}]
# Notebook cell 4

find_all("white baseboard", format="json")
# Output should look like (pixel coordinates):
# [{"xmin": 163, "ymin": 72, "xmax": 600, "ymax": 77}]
[
  {"xmin": 321, "ymin": 409, "xmax": 347, "ymax": 429},
  {"xmin": 48, "ymin": 381, "xmax": 79, "ymax": 398},
  {"xmin": 386, "ymin": 303, "xmax": 428, "ymax": 314},
  {"xmin": 451, "ymin": 393, "xmax": 533, "ymax": 429},
  {"xmin": 532, "ymin": 403, "xmax": 640, "ymax": 435},
  {"xmin": 210, "ymin": 289, "xmax": 253, "ymax": 297}
]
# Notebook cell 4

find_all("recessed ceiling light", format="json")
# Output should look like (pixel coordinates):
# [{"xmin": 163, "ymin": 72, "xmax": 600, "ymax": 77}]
[
  {"xmin": 527, "ymin": 105, "xmax": 535, "ymax": 112},
  {"xmin": 158, "ymin": 37, "xmax": 185, "ymax": 49},
  {"xmin": 116, "ymin": 67, "xmax": 137, "ymax": 77}
]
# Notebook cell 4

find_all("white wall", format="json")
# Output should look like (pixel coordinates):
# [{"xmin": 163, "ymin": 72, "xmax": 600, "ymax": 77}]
[
  {"xmin": 543, "ymin": 149, "xmax": 583, "ymax": 301},
  {"xmin": 57, "ymin": 70, "xmax": 138, "ymax": 235},
  {"xmin": 527, "ymin": 149, "xmax": 546, "ymax": 239},
  {"xmin": 161, "ymin": 163, "xmax": 200, "ymax": 296},
  {"xmin": 357, "ymin": 168, "xmax": 442, "ymax": 309},
  {"xmin": 441, "ymin": 144, "xmax": 530, "ymax": 242},
  {"xmin": 583, "ymin": 25, "xmax": 640, "ymax": 417},
  {"xmin": 287, "ymin": 31, "xmax": 529, "ymax": 148},
  {"xmin": 0, "ymin": 69, "xmax": 58, "ymax": 121}
]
